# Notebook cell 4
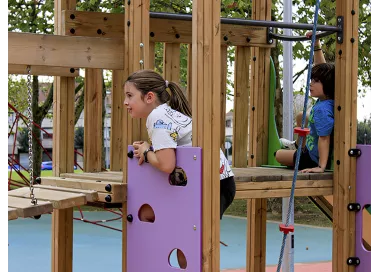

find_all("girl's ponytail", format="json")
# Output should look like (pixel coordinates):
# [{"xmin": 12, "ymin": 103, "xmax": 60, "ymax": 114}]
[{"xmin": 167, "ymin": 82, "xmax": 192, "ymax": 118}]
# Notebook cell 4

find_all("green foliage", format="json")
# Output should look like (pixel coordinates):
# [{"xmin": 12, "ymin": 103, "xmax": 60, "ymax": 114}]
[
  {"xmin": 75, "ymin": 127, "xmax": 84, "ymax": 149},
  {"xmin": 357, "ymin": 118, "xmax": 371, "ymax": 145},
  {"xmin": 8, "ymin": 76, "xmax": 28, "ymax": 113},
  {"xmin": 16, "ymin": 128, "xmax": 29, "ymax": 153}
]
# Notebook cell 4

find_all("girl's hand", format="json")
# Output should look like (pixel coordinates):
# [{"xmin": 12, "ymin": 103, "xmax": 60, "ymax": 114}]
[
  {"xmin": 132, "ymin": 141, "xmax": 151, "ymax": 165},
  {"xmin": 299, "ymin": 167, "xmax": 324, "ymax": 173}
]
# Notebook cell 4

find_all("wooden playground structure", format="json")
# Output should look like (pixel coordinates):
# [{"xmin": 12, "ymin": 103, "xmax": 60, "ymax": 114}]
[{"xmin": 8, "ymin": 0, "xmax": 362, "ymax": 271}]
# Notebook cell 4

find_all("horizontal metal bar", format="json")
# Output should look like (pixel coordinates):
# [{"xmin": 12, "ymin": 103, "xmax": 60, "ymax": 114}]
[
  {"xmin": 269, "ymin": 31, "xmax": 335, "ymax": 42},
  {"xmin": 150, "ymin": 12, "xmax": 342, "ymax": 33}
]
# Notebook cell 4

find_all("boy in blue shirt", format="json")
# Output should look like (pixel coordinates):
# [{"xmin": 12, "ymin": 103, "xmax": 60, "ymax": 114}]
[{"xmin": 276, "ymin": 35, "xmax": 335, "ymax": 173}]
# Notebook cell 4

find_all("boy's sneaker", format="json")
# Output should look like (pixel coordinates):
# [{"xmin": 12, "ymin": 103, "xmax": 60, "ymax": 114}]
[{"xmin": 280, "ymin": 138, "xmax": 297, "ymax": 150}]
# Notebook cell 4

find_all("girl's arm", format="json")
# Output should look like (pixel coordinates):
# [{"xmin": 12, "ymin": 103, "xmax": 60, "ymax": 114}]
[
  {"xmin": 146, "ymin": 148, "xmax": 176, "ymax": 174},
  {"xmin": 133, "ymin": 141, "xmax": 176, "ymax": 174}
]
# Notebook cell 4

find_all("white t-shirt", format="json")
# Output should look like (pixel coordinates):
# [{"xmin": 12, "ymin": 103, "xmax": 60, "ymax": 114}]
[{"xmin": 146, "ymin": 103, "xmax": 234, "ymax": 180}]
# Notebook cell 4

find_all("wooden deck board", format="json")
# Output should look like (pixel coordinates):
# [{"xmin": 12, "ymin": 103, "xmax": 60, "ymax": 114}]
[
  {"xmin": 8, "ymin": 187, "xmax": 87, "ymax": 209},
  {"xmin": 35, "ymin": 185, "xmax": 99, "ymax": 202},
  {"xmin": 60, "ymin": 172, "xmax": 123, "ymax": 182},
  {"xmin": 8, "ymin": 196, "xmax": 53, "ymax": 218},
  {"xmin": 8, "ymin": 207, "xmax": 19, "ymax": 220}
]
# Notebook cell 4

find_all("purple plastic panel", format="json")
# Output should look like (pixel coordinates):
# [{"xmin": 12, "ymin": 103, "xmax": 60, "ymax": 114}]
[
  {"xmin": 355, "ymin": 145, "xmax": 371, "ymax": 272},
  {"xmin": 127, "ymin": 146, "xmax": 202, "ymax": 272}
]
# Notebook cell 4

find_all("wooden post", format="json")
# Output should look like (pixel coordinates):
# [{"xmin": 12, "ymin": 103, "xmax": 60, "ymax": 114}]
[
  {"xmin": 52, "ymin": 0, "xmax": 76, "ymax": 271},
  {"xmin": 192, "ymin": 0, "xmax": 221, "ymax": 271},
  {"xmin": 220, "ymin": 46, "xmax": 228, "ymax": 152},
  {"xmin": 163, "ymin": 43, "xmax": 180, "ymax": 82},
  {"xmin": 84, "ymin": 69, "xmax": 103, "ymax": 172},
  {"xmin": 123, "ymin": 1, "xmax": 150, "ymax": 271},
  {"xmin": 247, "ymin": 0, "xmax": 271, "ymax": 271},
  {"xmin": 233, "ymin": 46, "xmax": 250, "ymax": 167},
  {"xmin": 110, "ymin": 70, "xmax": 124, "ymax": 171},
  {"xmin": 187, "ymin": 44, "xmax": 192, "ymax": 106},
  {"xmin": 333, "ymin": 0, "xmax": 359, "ymax": 271}
]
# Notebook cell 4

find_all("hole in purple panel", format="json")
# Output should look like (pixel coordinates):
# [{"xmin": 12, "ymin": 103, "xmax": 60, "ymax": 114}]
[
  {"xmin": 168, "ymin": 167, "xmax": 188, "ymax": 186},
  {"xmin": 138, "ymin": 204, "xmax": 155, "ymax": 223},
  {"xmin": 168, "ymin": 248, "xmax": 187, "ymax": 269},
  {"xmin": 362, "ymin": 204, "xmax": 371, "ymax": 251}
]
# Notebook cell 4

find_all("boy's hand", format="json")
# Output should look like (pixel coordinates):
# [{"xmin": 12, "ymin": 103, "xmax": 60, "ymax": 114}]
[{"xmin": 299, "ymin": 166, "xmax": 324, "ymax": 173}]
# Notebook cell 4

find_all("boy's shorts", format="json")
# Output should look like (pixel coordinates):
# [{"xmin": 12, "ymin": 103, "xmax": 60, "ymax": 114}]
[
  {"xmin": 220, "ymin": 176, "xmax": 236, "ymax": 219},
  {"xmin": 293, "ymin": 148, "xmax": 319, "ymax": 170}
]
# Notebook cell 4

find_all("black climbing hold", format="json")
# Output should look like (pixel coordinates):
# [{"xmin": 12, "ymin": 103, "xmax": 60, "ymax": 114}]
[
  {"xmin": 105, "ymin": 184, "xmax": 112, "ymax": 192},
  {"xmin": 97, "ymin": 29, "xmax": 102, "ymax": 35},
  {"xmin": 150, "ymin": 32, "xmax": 155, "ymax": 37},
  {"xmin": 337, "ymin": 106, "xmax": 341, "ymax": 111},
  {"xmin": 70, "ymin": 68, "xmax": 75, "ymax": 73},
  {"xmin": 104, "ymin": 17, "xmax": 108, "ymax": 21},
  {"xmin": 252, "ymin": 106, "xmax": 255, "ymax": 111},
  {"xmin": 223, "ymin": 36, "xmax": 228, "ymax": 41},
  {"xmin": 127, "ymin": 21, "xmax": 130, "ymax": 27},
  {"xmin": 253, "ymin": 56, "xmax": 257, "ymax": 61},
  {"xmin": 350, "ymin": 38, "xmax": 355, "ymax": 43},
  {"xmin": 351, "ymin": 10, "xmax": 356, "ymax": 15},
  {"xmin": 70, "ymin": 14, "xmax": 75, "ymax": 20},
  {"xmin": 246, "ymin": 37, "xmax": 251, "ymax": 43},
  {"xmin": 338, "ymin": 50, "xmax": 342, "ymax": 55},
  {"xmin": 128, "ymin": 150, "xmax": 134, "ymax": 158},
  {"xmin": 105, "ymin": 195, "xmax": 112, "ymax": 202},
  {"xmin": 336, "ymin": 160, "xmax": 340, "ymax": 165},
  {"xmin": 127, "ymin": 214, "xmax": 133, "ymax": 222},
  {"xmin": 251, "ymin": 154, "xmax": 254, "ymax": 159},
  {"xmin": 175, "ymin": 34, "xmax": 180, "ymax": 39},
  {"xmin": 70, "ymin": 28, "xmax": 75, "ymax": 34},
  {"xmin": 33, "ymin": 215, "xmax": 41, "ymax": 220},
  {"xmin": 35, "ymin": 177, "xmax": 41, "ymax": 184}
]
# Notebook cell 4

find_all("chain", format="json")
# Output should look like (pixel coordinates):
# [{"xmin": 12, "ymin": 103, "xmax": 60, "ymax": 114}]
[{"xmin": 27, "ymin": 66, "xmax": 37, "ymax": 205}]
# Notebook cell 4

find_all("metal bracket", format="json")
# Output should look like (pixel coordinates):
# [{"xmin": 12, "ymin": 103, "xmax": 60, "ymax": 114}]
[
  {"xmin": 347, "ymin": 203, "xmax": 361, "ymax": 212},
  {"xmin": 347, "ymin": 257, "xmax": 360, "ymax": 266},
  {"xmin": 348, "ymin": 148, "xmax": 361, "ymax": 157},
  {"xmin": 337, "ymin": 16, "xmax": 344, "ymax": 44},
  {"xmin": 267, "ymin": 27, "xmax": 274, "ymax": 44}
]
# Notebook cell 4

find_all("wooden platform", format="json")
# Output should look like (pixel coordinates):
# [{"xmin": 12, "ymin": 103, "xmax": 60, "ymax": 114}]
[
  {"xmin": 8, "ymin": 184, "xmax": 98, "ymax": 220},
  {"xmin": 232, "ymin": 167, "xmax": 333, "ymax": 199}
]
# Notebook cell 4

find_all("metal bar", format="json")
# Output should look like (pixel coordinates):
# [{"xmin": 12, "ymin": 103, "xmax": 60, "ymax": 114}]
[
  {"xmin": 149, "ymin": 12, "xmax": 341, "ymax": 32},
  {"xmin": 270, "ymin": 31, "xmax": 335, "ymax": 42}
]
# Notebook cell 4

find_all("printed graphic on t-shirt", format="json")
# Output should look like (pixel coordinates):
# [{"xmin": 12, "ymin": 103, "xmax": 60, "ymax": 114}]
[
  {"xmin": 153, "ymin": 119, "xmax": 172, "ymax": 130},
  {"xmin": 170, "ymin": 130, "xmax": 179, "ymax": 142},
  {"xmin": 163, "ymin": 107, "xmax": 192, "ymax": 128}
]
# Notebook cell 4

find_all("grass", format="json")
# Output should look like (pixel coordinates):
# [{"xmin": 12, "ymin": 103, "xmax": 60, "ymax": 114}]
[{"xmin": 9, "ymin": 170, "xmax": 332, "ymax": 227}]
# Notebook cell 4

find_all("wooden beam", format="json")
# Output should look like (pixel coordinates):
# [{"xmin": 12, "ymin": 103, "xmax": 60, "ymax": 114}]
[
  {"xmin": 220, "ymin": 46, "xmax": 228, "ymax": 152},
  {"xmin": 110, "ymin": 70, "xmax": 125, "ymax": 172},
  {"xmin": 35, "ymin": 185, "xmax": 99, "ymax": 202},
  {"xmin": 8, "ymin": 32, "xmax": 123, "ymax": 70},
  {"xmin": 192, "ymin": 0, "xmax": 221, "ymax": 271},
  {"xmin": 60, "ymin": 172, "xmax": 123, "ymax": 182},
  {"xmin": 8, "ymin": 208, "xmax": 18, "ymax": 220},
  {"xmin": 84, "ymin": 68, "xmax": 103, "ymax": 172},
  {"xmin": 124, "ymin": 1, "xmax": 151, "ymax": 271},
  {"xmin": 246, "ymin": 0, "xmax": 272, "ymax": 271},
  {"xmin": 163, "ymin": 43, "xmax": 180, "ymax": 82},
  {"xmin": 63, "ymin": 10, "xmax": 273, "ymax": 47},
  {"xmin": 8, "ymin": 196, "xmax": 53, "ymax": 218},
  {"xmin": 334, "ymin": 0, "xmax": 359, "ymax": 271},
  {"xmin": 233, "ymin": 46, "xmax": 250, "ymax": 167},
  {"xmin": 53, "ymin": 1, "xmax": 76, "ymax": 271},
  {"xmin": 8, "ymin": 64, "xmax": 79, "ymax": 77},
  {"xmin": 236, "ymin": 186, "xmax": 333, "ymax": 199},
  {"xmin": 8, "ymin": 187, "xmax": 87, "ymax": 209}
]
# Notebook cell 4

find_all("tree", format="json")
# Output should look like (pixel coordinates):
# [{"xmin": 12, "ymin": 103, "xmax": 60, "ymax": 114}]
[
  {"xmin": 357, "ymin": 118, "xmax": 371, "ymax": 145},
  {"xmin": 8, "ymin": 0, "xmax": 87, "ymax": 177}
]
